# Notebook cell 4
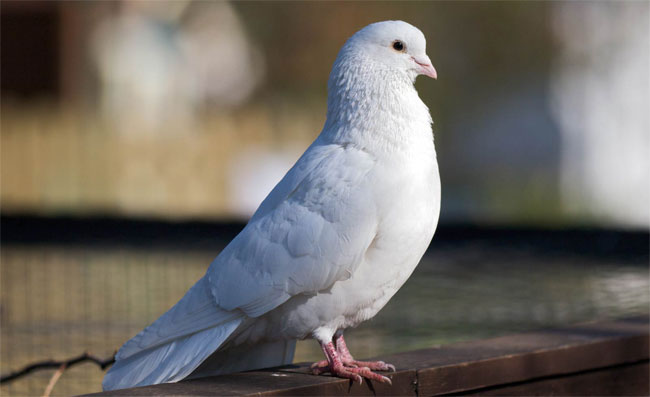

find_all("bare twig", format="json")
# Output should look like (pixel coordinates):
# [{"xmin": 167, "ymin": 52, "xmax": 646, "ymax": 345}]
[
  {"xmin": 42, "ymin": 364, "xmax": 66, "ymax": 397},
  {"xmin": 0, "ymin": 352, "xmax": 115, "ymax": 384}
]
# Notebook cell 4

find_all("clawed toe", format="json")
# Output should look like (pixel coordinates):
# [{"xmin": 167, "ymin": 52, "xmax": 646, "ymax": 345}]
[
  {"xmin": 332, "ymin": 365, "xmax": 392, "ymax": 385},
  {"xmin": 310, "ymin": 359, "xmax": 331, "ymax": 375},
  {"xmin": 310, "ymin": 359, "xmax": 328, "ymax": 368},
  {"xmin": 347, "ymin": 360, "xmax": 396, "ymax": 372},
  {"xmin": 310, "ymin": 362, "xmax": 393, "ymax": 385},
  {"xmin": 353, "ymin": 366, "xmax": 392, "ymax": 384}
]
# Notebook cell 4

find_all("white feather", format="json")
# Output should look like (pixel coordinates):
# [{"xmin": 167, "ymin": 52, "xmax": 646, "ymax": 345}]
[
  {"xmin": 207, "ymin": 143, "xmax": 378, "ymax": 317},
  {"xmin": 116, "ymin": 276, "xmax": 240, "ymax": 360},
  {"xmin": 103, "ymin": 319, "xmax": 243, "ymax": 390}
]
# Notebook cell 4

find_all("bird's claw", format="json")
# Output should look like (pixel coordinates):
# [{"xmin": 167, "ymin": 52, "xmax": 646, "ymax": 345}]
[
  {"xmin": 310, "ymin": 360, "xmax": 328, "ymax": 369},
  {"xmin": 347, "ymin": 359, "xmax": 396, "ymax": 372},
  {"xmin": 311, "ymin": 359, "xmax": 395, "ymax": 373},
  {"xmin": 310, "ymin": 360, "xmax": 330, "ymax": 375},
  {"xmin": 311, "ymin": 362, "xmax": 393, "ymax": 385}
]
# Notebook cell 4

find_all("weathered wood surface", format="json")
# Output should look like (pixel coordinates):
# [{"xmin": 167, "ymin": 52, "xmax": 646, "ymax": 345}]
[{"xmin": 88, "ymin": 316, "xmax": 649, "ymax": 396}]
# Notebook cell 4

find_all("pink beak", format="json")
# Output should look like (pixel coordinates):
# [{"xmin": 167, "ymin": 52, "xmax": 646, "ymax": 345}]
[{"xmin": 412, "ymin": 55, "xmax": 437, "ymax": 79}]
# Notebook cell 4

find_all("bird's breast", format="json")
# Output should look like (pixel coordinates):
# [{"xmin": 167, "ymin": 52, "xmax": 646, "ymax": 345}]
[
  {"xmin": 366, "ymin": 150, "xmax": 440, "ymax": 277},
  {"xmin": 320, "ymin": 145, "xmax": 441, "ymax": 329}
]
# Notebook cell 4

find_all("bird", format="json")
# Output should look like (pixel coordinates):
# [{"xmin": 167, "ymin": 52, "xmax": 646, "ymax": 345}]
[{"xmin": 102, "ymin": 19, "xmax": 440, "ymax": 391}]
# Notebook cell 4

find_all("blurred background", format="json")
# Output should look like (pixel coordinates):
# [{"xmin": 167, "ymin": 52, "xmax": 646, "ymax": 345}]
[{"xmin": 1, "ymin": 1, "xmax": 648, "ymax": 395}]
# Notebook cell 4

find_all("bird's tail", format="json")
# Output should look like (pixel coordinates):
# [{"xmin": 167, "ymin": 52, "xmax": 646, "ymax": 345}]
[
  {"xmin": 102, "ymin": 272, "xmax": 297, "ymax": 391},
  {"xmin": 102, "ymin": 318, "xmax": 243, "ymax": 391},
  {"xmin": 102, "ymin": 275, "xmax": 246, "ymax": 391},
  {"xmin": 102, "ymin": 321, "xmax": 296, "ymax": 391}
]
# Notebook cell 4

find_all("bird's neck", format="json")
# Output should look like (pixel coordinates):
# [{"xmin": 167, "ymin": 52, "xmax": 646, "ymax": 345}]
[{"xmin": 321, "ymin": 56, "xmax": 433, "ymax": 154}]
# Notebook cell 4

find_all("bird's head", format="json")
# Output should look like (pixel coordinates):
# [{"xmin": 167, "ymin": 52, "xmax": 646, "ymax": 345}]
[{"xmin": 341, "ymin": 20, "xmax": 437, "ymax": 82}]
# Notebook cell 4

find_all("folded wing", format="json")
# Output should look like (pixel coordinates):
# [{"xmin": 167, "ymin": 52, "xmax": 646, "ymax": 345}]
[{"xmin": 208, "ymin": 142, "xmax": 379, "ymax": 317}]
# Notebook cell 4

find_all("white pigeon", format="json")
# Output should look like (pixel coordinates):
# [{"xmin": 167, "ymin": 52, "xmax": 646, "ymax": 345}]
[{"xmin": 102, "ymin": 20, "xmax": 440, "ymax": 390}]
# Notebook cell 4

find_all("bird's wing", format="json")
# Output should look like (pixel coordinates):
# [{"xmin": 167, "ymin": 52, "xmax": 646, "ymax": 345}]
[{"xmin": 208, "ymin": 141, "xmax": 378, "ymax": 317}]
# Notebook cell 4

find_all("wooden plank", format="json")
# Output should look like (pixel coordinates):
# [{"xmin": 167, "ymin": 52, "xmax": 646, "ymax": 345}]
[
  {"xmin": 87, "ymin": 316, "xmax": 648, "ymax": 396},
  {"xmin": 460, "ymin": 361, "xmax": 649, "ymax": 396},
  {"xmin": 414, "ymin": 316, "xmax": 648, "ymax": 395},
  {"xmin": 91, "ymin": 368, "xmax": 416, "ymax": 396}
]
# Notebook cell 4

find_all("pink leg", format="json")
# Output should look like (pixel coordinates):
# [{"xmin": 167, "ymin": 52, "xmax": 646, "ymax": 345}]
[
  {"xmin": 310, "ymin": 334, "xmax": 346, "ymax": 374},
  {"xmin": 310, "ymin": 336, "xmax": 394, "ymax": 385}
]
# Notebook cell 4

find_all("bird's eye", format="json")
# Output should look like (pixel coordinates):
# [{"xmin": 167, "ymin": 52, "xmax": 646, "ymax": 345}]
[{"xmin": 392, "ymin": 40, "xmax": 405, "ymax": 52}]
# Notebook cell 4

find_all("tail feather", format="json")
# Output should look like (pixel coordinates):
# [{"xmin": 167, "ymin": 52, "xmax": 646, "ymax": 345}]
[
  {"xmin": 102, "ymin": 318, "xmax": 243, "ymax": 391},
  {"xmin": 102, "ymin": 276, "xmax": 297, "ymax": 391},
  {"xmin": 117, "ymin": 276, "xmax": 238, "ymax": 361}
]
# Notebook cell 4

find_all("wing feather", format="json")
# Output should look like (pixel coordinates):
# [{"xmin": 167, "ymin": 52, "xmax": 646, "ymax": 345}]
[{"xmin": 208, "ymin": 141, "xmax": 378, "ymax": 317}]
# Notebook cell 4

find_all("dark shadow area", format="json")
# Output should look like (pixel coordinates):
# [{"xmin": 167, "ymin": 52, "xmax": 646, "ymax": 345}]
[{"xmin": 2, "ymin": 214, "xmax": 648, "ymax": 263}]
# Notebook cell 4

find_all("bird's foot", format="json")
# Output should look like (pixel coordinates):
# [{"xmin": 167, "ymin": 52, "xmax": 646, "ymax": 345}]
[
  {"xmin": 311, "ymin": 358, "xmax": 395, "ymax": 373},
  {"xmin": 333, "ymin": 363, "xmax": 393, "ymax": 385},
  {"xmin": 312, "ymin": 338, "xmax": 394, "ymax": 384},
  {"xmin": 345, "ymin": 360, "xmax": 396, "ymax": 372},
  {"xmin": 310, "ymin": 361, "xmax": 392, "ymax": 385}
]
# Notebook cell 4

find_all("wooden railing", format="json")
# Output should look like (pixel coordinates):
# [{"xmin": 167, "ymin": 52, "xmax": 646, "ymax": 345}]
[{"xmin": 89, "ymin": 316, "xmax": 648, "ymax": 396}]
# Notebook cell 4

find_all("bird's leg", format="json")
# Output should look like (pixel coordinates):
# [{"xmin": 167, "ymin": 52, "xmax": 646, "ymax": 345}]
[
  {"xmin": 310, "ymin": 335, "xmax": 393, "ymax": 385},
  {"xmin": 309, "ymin": 331, "xmax": 344, "ymax": 374}
]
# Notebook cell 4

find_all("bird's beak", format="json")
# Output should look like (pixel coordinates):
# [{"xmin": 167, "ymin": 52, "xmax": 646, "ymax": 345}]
[{"xmin": 412, "ymin": 55, "xmax": 437, "ymax": 79}]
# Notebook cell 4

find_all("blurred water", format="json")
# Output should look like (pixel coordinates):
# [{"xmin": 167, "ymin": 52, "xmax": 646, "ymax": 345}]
[{"xmin": 1, "ymin": 241, "xmax": 648, "ymax": 396}]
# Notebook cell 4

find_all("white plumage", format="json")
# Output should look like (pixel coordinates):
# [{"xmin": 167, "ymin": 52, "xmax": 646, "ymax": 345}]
[{"xmin": 103, "ymin": 20, "xmax": 440, "ymax": 390}]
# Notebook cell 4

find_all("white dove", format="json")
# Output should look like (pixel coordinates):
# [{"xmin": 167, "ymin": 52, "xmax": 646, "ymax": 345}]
[{"xmin": 102, "ymin": 20, "xmax": 439, "ymax": 391}]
